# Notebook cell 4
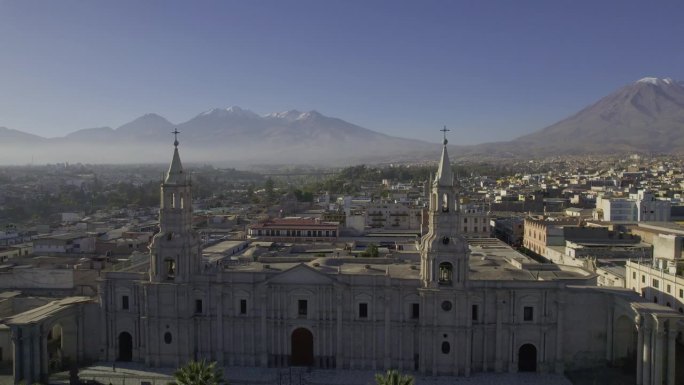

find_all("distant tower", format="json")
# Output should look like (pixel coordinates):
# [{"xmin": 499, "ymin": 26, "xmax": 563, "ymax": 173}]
[
  {"xmin": 149, "ymin": 130, "xmax": 201, "ymax": 282},
  {"xmin": 420, "ymin": 127, "xmax": 469, "ymax": 289}
]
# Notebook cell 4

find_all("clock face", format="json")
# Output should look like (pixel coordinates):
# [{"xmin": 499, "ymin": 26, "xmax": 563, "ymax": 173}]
[
  {"xmin": 441, "ymin": 300, "xmax": 452, "ymax": 311},
  {"xmin": 442, "ymin": 236, "xmax": 450, "ymax": 245}
]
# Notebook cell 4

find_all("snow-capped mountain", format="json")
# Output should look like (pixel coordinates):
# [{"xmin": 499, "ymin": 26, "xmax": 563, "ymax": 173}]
[
  {"xmin": 0, "ymin": 107, "xmax": 435, "ymax": 165},
  {"xmin": 4, "ymin": 76, "xmax": 684, "ymax": 164},
  {"xmin": 265, "ymin": 110, "xmax": 303, "ymax": 121},
  {"xmin": 467, "ymin": 77, "xmax": 684, "ymax": 156}
]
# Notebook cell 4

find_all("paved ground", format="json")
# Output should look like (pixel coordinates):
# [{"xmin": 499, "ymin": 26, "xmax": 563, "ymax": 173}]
[
  {"xmin": 565, "ymin": 367, "xmax": 636, "ymax": 385},
  {"xmin": 45, "ymin": 362, "xmax": 573, "ymax": 385}
]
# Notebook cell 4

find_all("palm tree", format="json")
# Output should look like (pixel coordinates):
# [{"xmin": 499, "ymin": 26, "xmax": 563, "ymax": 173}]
[
  {"xmin": 172, "ymin": 359, "xmax": 227, "ymax": 385},
  {"xmin": 374, "ymin": 369, "xmax": 414, "ymax": 385}
]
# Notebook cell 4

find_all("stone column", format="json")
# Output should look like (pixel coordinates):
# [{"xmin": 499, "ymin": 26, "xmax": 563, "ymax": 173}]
[
  {"xmin": 31, "ymin": 324, "xmax": 40, "ymax": 383},
  {"xmin": 509, "ymin": 330, "xmax": 516, "ymax": 373},
  {"xmin": 605, "ymin": 310, "xmax": 613, "ymax": 362},
  {"xmin": 260, "ymin": 291, "xmax": 268, "ymax": 367},
  {"xmin": 465, "ymin": 327, "xmax": 472, "ymax": 376},
  {"xmin": 99, "ymin": 281, "xmax": 109, "ymax": 362},
  {"xmin": 227, "ymin": 289, "xmax": 234, "ymax": 366},
  {"xmin": 636, "ymin": 317, "xmax": 644, "ymax": 385},
  {"xmin": 40, "ymin": 329, "xmax": 48, "ymax": 383},
  {"xmin": 419, "ymin": 294, "xmax": 427, "ymax": 375},
  {"xmin": 482, "ymin": 290, "xmax": 488, "ymax": 372},
  {"xmin": 653, "ymin": 326, "xmax": 665, "ymax": 385},
  {"xmin": 642, "ymin": 322, "xmax": 651, "ymax": 385},
  {"xmin": 383, "ymin": 290, "xmax": 391, "ymax": 370},
  {"xmin": 667, "ymin": 327, "xmax": 676, "ymax": 385},
  {"xmin": 335, "ymin": 290, "xmax": 343, "ymax": 369},
  {"xmin": 494, "ymin": 292, "xmax": 503, "ymax": 372},
  {"xmin": 554, "ymin": 293, "xmax": 565, "ymax": 374},
  {"xmin": 452, "ymin": 328, "xmax": 459, "ymax": 376},
  {"xmin": 465, "ymin": 295, "xmax": 472, "ymax": 377},
  {"xmin": 11, "ymin": 327, "xmax": 22, "ymax": 385}
]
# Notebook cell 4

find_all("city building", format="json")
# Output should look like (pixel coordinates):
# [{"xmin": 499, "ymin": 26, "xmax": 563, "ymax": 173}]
[
  {"xmin": 626, "ymin": 233, "xmax": 684, "ymax": 313},
  {"xmin": 458, "ymin": 204, "xmax": 491, "ymax": 238},
  {"xmin": 595, "ymin": 190, "xmax": 671, "ymax": 222},
  {"xmin": 248, "ymin": 217, "xmax": 340, "ymax": 242},
  {"xmin": 3, "ymin": 138, "xmax": 683, "ymax": 385},
  {"xmin": 32, "ymin": 233, "xmax": 96, "ymax": 255}
]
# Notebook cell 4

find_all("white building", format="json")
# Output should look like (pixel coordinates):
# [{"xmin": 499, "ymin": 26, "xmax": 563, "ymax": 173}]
[
  {"xmin": 596, "ymin": 190, "xmax": 671, "ymax": 222},
  {"xmin": 32, "ymin": 233, "xmax": 96, "ymax": 255},
  {"xmin": 634, "ymin": 190, "xmax": 671, "ymax": 222},
  {"xmin": 626, "ymin": 233, "xmax": 684, "ymax": 313}
]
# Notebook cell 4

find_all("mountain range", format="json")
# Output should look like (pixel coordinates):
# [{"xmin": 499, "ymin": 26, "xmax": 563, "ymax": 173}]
[
  {"xmin": 1, "ymin": 77, "xmax": 684, "ymax": 165},
  {"xmin": 466, "ymin": 77, "xmax": 684, "ymax": 157}
]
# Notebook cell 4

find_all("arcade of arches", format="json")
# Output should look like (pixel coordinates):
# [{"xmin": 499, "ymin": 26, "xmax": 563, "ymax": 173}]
[{"xmin": 2, "ymin": 297, "xmax": 95, "ymax": 385}]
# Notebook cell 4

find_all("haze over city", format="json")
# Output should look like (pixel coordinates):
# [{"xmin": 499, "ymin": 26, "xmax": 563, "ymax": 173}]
[
  {"xmin": 2, "ymin": 0, "xmax": 684, "ymax": 145},
  {"xmin": 3, "ymin": 2, "xmax": 684, "ymax": 385}
]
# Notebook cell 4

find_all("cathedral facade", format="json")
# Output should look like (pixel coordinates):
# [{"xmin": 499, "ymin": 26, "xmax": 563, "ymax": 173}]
[{"xmin": 96, "ymin": 138, "xmax": 683, "ymax": 384}]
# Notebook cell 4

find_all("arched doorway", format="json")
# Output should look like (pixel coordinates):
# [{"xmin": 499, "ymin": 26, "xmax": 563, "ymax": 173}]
[
  {"xmin": 290, "ymin": 328, "xmax": 313, "ymax": 366},
  {"xmin": 118, "ymin": 332, "xmax": 133, "ymax": 362},
  {"xmin": 47, "ymin": 324, "xmax": 63, "ymax": 372},
  {"xmin": 518, "ymin": 344, "xmax": 537, "ymax": 372}
]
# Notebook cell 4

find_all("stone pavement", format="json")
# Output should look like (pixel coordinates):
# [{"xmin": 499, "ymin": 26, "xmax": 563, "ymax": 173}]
[{"xmin": 47, "ymin": 362, "xmax": 572, "ymax": 385}]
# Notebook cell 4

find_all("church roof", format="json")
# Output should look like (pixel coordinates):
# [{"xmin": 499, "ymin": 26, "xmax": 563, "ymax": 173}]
[{"xmin": 3, "ymin": 296, "xmax": 94, "ymax": 325}]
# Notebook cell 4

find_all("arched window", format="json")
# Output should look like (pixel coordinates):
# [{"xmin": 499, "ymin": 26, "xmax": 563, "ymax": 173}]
[
  {"xmin": 438, "ymin": 262, "xmax": 453, "ymax": 285},
  {"xmin": 165, "ymin": 259, "xmax": 176, "ymax": 280},
  {"xmin": 180, "ymin": 193, "xmax": 184, "ymax": 209},
  {"xmin": 441, "ymin": 341, "xmax": 451, "ymax": 354},
  {"xmin": 172, "ymin": 193, "xmax": 176, "ymax": 209},
  {"xmin": 442, "ymin": 193, "xmax": 449, "ymax": 212},
  {"xmin": 164, "ymin": 332, "xmax": 172, "ymax": 344}
]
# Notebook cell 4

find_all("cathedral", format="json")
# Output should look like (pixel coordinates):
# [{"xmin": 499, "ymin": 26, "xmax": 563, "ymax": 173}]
[{"xmin": 6, "ymin": 135, "xmax": 682, "ymax": 384}]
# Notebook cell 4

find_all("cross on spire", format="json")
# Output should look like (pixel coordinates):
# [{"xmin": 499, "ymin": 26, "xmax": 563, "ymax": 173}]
[
  {"xmin": 172, "ymin": 129, "xmax": 180, "ymax": 147},
  {"xmin": 440, "ymin": 126, "xmax": 450, "ymax": 145}
]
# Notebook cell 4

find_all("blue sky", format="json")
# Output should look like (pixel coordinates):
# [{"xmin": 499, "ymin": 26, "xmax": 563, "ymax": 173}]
[{"xmin": 1, "ymin": 0, "xmax": 683, "ymax": 144}]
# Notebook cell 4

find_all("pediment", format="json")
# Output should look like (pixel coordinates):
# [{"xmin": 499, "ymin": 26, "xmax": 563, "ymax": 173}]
[{"xmin": 266, "ymin": 263, "xmax": 336, "ymax": 285}]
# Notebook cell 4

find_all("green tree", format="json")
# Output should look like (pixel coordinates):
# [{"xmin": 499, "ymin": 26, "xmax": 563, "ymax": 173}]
[
  {"xmin": 264, "ymin": 177, "xmax": 276, "ymax": 202},
  {"xmin": 374, "ymin": 369, "xmax": 414, "ymax": 385},
  {"xmin": 172, "ymin": 360, "xmax": 227, "ymax": 385},
  {"xmin": 361, "ymin": 243, "xmax": 379, "ymax": 258}
]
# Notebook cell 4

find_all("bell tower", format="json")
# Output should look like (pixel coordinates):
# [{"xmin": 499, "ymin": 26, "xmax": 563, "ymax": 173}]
[
  {"xmin": 149, "ymin": 130, "xmax": 201, "ymax": 282},
  {"xmin": 419, "ymin": 127, "xmax": 469, "ymax": 289}
]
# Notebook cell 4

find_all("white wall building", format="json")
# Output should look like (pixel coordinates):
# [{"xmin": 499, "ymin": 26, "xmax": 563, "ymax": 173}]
[{"xmin": 596, "ymin": 190, "xmax": 671, "ymax": 222}]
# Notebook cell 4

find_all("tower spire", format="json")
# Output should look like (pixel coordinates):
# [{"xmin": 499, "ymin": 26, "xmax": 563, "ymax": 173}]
[
  {"xmin": 419, "ymin": 132, "xmax": 469, "ymax": 289},
  {"xmin": 166, "ymin": 129, "xmax": 184, "ymax": 184},
  {"xmin": 435, "ymin": 126, "xmax": 453, "ymax": 186},
  {"xmin": 150, "ymin": 128, "xmax": 199, "ymax": 282}
]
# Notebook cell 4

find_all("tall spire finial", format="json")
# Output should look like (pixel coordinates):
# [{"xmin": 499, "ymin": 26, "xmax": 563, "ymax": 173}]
[
  {"xmin": 172, "ymin": 129, "xmax": 180, "ymax": 147},
  {"xmin": 440, "ymin": 126, "xmax": 450, "ymax": 145}
]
